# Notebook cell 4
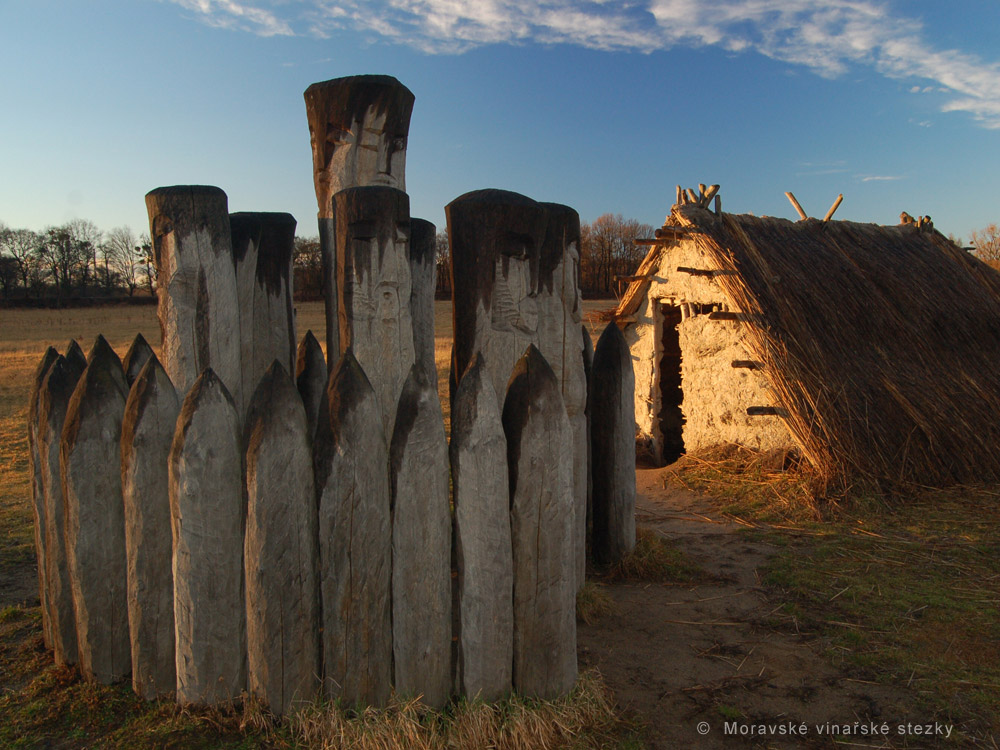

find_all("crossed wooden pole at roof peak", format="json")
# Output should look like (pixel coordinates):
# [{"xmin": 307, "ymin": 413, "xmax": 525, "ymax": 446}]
[
  {"xmin": 785, "ymin": 191, "xmax": 844, "ymax": 222},
  {"xmin": 675, "ymin": 183, "xmax": 721, "ymax": 213}
]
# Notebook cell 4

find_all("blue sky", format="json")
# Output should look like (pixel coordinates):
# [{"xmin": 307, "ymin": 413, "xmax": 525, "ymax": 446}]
[{"xmin": 1, "ymin": 0, "xmax": 998, "ymax": 242}]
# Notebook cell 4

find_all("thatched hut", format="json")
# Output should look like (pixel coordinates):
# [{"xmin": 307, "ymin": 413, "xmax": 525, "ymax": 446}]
[{"xmin": 615, "ymin": 191, "xmax": 1000, "ymax": 490}]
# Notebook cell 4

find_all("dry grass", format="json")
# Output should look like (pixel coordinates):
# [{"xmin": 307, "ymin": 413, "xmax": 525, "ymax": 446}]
[
  {"xmin": 603, "ymin": 526, "xmax": 708, "ymax": 585},
  {"xmin": 576, "ymin": 582, "xmax": 615, "ymax": 625},
  {"xmin": 665, "ymin": 444, "xmax": 823, "ymax": 524}
]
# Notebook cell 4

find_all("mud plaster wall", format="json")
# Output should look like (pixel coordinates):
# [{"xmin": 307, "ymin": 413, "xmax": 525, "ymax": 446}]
[{"xmin": 623, "ymin": 239, "xmax": 793, "ymax": 456}]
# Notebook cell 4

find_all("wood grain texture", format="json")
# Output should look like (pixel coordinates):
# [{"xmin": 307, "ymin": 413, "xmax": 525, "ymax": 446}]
[
  {"xmin": 590, "ymin": 323, "xmax": 637, "ymax": 567},
  {"xmin": 389, "ymin": 364, "xmax": 451, "ymax": 708},
  {"xmin": 145, "ymin": 186, "xmax": 242, "ymax": 416},
  {"xmin": 408, "ymin": 218, "xmax": 438, "ymax": 382},
  {"xmin": 28, "ymin": 346, "xmax": 59, "ymax": 649},
  {"xmin": 121, "ymin": 354, "xmax": 179, "ymax": 699},
  {"xmin": 38, "ymin": 353, "xmax": 85, "ymax": 666},
  {"xmin": 450, "ymin": 353, "xmax": 513, "ymax": 701},
  {"xmin": 315, "ymin": 350, "xmax": 391, "ymax": 708},
  {"xmin": 169, "ymin": 369, "xmax": 246, "ymax": 704},
  {"xmin": 502, "ymin": 345, "xmax": 577, "ymax": 699},
  {"xmin": 536, "ymin": 203, "xmax": 587, "ymax": 591},
  {"xmin": 61, "ymin": 335, "xmax": 130, "ymax": 684},
  {"xmin": 244, "ymin": 362, "xmax": 320, "ymax": 716},
  {"xmin": 122, "ymin": 333, "xmax": 154, "ymax": 387},
  {"xmin": 230, "ymin": 212, "xmax": 298, "ymax": 409},
  {"xmin": 295, "ymin": 330, "xmax": 327, "ymax": 442}
]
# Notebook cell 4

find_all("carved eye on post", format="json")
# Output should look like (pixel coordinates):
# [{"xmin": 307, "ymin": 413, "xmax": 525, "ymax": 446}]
[
  {"xmin": 395, "ymin": 221, "xmax": 411, "ymax": 245},
  {"xmin": 348, "ymin": 221, "xmax": 376, "ymax": 242}
]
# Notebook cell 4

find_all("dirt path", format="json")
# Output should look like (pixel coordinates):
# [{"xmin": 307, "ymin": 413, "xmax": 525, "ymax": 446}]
[{"xmin": 579, "ymin": 467, "xmax": 914, "ymax": 749}]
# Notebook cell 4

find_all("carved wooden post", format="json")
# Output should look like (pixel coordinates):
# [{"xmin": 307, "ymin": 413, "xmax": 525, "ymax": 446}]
[
  {"xmin": 121, "ymin": 354, "xmax": 179, "ymax": 698},
  {"xmin": 230, "ymin": 212, "xmax": 298, "ymax": 401},
  {"xmin": 333, "ymin": 186, "xmax": 414, "ymax": 436},
  {"xmin": 38, "ymin": 353, "xmax": 85, "ymax": 666},
  {"xmin": 446, "ymin": 189, "xmax": 546, "ymax": 408},
  {"xmin": 304, "ymin": 75, "xmax": 415, "ymax": 366},
  {"xmin": 145, "ymin": 185, "xmax": 242, "ymax": 415},
  {"xmin": 315, "ymin": 350, "xmax": 391, "ymax": 707},
  {"xmin": 295, "ymin": 330, "xmax": 327, "ymax": 442},
  {"xmin": 537, "ymin": 203, "xmax": 588, "ymax": 590},
  {"xmin": 169, "ymin": 369, "xmax": 245, "ymax": 704},
  {"xmin": 62, "ymin": 335, "xmax": 130, "ymax": 684},
  {"xmin": 29, "ymin": 346, "xmax": 58, "ymax": 649},
  {"xmin": 122, "ymin": 332, "xmax": 154, "ymax": 387},
  {"xmin": 450, "ymin": 353, "xmax": 512, "ymax": 701},
  {"xmin": 408, "ymin": 218, "xmax": 437, "ymax": 381},
  {"xmin": 502, "ymin": 345, "xmax": 577, "ymax": 699},
  {"xmin": 244, "ymin": 361, "xmax": 320, "ymax": 715},
  {"xmin": 389, "ymin": 364, "xmax": 451, "ymax": 708},
  {"xmin": 590, "ymin": 322, "xmax": 637, "ymax": 566}
]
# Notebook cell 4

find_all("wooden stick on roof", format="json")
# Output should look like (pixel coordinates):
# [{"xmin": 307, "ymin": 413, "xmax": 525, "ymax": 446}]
[
  {"xmin": 785, "ymin": 192, "xmax": 808, "ymax": 221},
  {"xmin": 823, "ymin": 194, "xmax": 844, "ymax": 222}
]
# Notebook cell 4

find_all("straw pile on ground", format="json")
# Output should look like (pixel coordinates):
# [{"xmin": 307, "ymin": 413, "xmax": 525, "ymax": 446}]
[{"xmin": 670, "ymin": 204, "xmax": 1000, "ymax": 492}]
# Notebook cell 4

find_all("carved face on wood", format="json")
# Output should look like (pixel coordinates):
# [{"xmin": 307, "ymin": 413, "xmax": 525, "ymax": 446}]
[
  {"xmin": 445, "ymin": 189, "xmax": 547, "ymax": 404},
  {"xmin": 305, "ymin": 76, "xmax": 414, "ymax": 218},
  {"xmin": 334, "ymin": 186, "xmax": 414, "ymax": 432}
]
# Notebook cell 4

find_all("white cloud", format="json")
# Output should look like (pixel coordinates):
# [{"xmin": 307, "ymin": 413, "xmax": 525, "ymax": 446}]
[
  {"xmin": 165, "ymin": 0, "xmax": 1000, "ymax": 127},
  {"xmin": 169, "ymin": 0, "xmax": 293, "ymax": 36},
  {"xmin": 858, "ymin": 174, "xmax": 905, "ymax": 182}
]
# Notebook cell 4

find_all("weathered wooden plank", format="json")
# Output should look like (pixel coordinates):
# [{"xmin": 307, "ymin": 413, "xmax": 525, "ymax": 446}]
[
  {"xmin": 295, "ymin": 330, "xmax": 327, "ymax": 442},
  {"xmin": 304, "ymin": 76, "xmax": 414, "ymax": 368},
  {"xmin": 389, "ymin": 364, "xmax": 451, "ymax": 708},
  {"xmin": 408, "ymin": 218, "xmax": 438, "ymax": 381},
  {"xmin": 145, "ymin": 185, "xmax": 242, "ymax": 415},
  {"xmin": 62, "ymin": 335, "xmax": 130, "ymax": 684},
  {"xmin": 122, "ymin": 333, "xmax": 154, "ymax": 387},
  {"xmin": 28, "ymin": 346, "xmax": 59, "ymax": 649},
  {"xmin": 244, "ymin": 362, "xmax": 320, "ymax": 716},
  {"xmin": 230, "ymin": 212, "xmax": 298, "ymax": 407},
  {"xmin": 503, "ymin": 345, "xmax": 577, "ymax": 699},
  {"xmin": 537, "ymin": 202, "xmax": 588, "ymax": 592},
  {"xmin": 315, "ymin": 350, "xmax": 391, "ymax": 708},
  {"xmin": 121, "ymin": 354, "xmax": 179, "ymax": 698},
  {"xmin": 332, "ymin": 186, "xmax": 415, "ymax": 437},
  {"xmin": 169, "ymin": 369, "xmax": 245, "ymax": 704},
  {"xmin": 590, "ymin": 323, "xmax": 637, "ymax": 568},
  {"xmin": 38, "ymin": 353, "xmax": 83, "ymax": 665},
  {"xmin": 450, "ymin": 353, "xmax": 512, "ymax": 701},
  {"xmin": 582, "ymin": 325, "xmax": 594, "ymax": 554},
  {"xmin": 447, "ymin": 189, "xmax": 547, "ymax": 409}
]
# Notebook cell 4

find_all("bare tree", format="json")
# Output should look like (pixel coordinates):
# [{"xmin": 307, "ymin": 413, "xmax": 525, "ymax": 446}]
[
  {"xmin": 0, "ymin": 225, "xmax": 42, "ymax": 297},
  {"xmin": 580, "ymin": 214, "xmax": 653, "ymax": 297},
  {"xmin": 971, "ymin": 223, "xmax": 1000, "ymax": 263},
  {"xmin": 104, "ymin": 226, "xmax": 142, "ymax": 295},
  {"xmin": 293, "ymin": 235, "xmax": 322, "ymax": 299}
]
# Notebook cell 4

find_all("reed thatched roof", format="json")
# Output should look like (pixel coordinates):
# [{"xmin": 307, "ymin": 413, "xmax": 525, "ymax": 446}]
[{"xmin": 619, "ymin": 203, "xmax": 1000, "ymax": 491}]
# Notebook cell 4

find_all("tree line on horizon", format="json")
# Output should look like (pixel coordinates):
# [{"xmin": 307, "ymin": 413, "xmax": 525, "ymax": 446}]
[{"xmin": 6, "ymin": 216, "xmax": 997, "ymax": 304}]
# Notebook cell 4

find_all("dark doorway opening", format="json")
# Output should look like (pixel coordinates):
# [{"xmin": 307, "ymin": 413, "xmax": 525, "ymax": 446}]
[{"xmin": 658, "ymin": 302, "xmax": 684, "ymax": 464}]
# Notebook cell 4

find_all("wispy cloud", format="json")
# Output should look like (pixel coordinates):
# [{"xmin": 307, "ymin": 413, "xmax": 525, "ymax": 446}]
[
  {"xmin": 164, "ymin": 0, "xmax": 1000, "ymax": 127},
  {"xmin": 169, "ymin": 0, "xmax": 293, "ymax": 37},
  {"xmin": 858, "ymin": 174, "xmax": 905, "ymax": 182}
]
